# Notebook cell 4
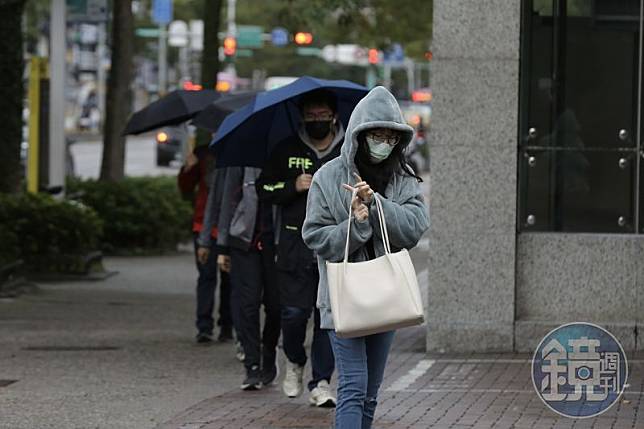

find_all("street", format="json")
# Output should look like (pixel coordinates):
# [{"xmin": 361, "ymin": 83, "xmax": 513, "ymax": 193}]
[{"xmin": 70, "ymin": 134, "xmax": 180, "ymax": 179}]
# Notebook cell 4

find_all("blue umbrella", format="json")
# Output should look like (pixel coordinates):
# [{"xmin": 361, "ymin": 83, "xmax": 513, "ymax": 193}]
[{"xmin": 210, "ymin": 76, "xmax": 368, "ymax": 167}]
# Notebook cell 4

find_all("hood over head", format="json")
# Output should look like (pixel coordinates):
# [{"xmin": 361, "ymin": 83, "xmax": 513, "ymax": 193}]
[{"xmin": 340, "ymin": 86, "xmax": 414, "ymax": 176}]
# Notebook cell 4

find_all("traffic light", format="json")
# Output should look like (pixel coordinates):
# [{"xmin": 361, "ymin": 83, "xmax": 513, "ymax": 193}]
[
  {"xmin": 223, "ymin": 36, "xmax": 237, "ymax": 56},
  {"xmin": 294, "ymin": 32, "xmax": 313, "ymax": 45},
  {"xmin": 368, "ymin": 48, "xmax": 379, "ymax": 64}
]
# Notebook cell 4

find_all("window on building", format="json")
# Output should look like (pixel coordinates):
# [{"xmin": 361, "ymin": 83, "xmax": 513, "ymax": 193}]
[{"xmin": 518, "ymin": 0, "xmax": 642, "ymax": 233}]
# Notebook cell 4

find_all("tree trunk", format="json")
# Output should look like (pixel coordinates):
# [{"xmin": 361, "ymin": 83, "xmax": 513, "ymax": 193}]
[
  {"xmin": 196, "ymin": 0, "xmax": 223, "ymax": 148},
  {"xmin": 0, "ymin": 0, "xmax": 25, "ymax": 193},
  {"xmin": 100, "ymin": 0, "xmax": 134, "ymax": 181}
]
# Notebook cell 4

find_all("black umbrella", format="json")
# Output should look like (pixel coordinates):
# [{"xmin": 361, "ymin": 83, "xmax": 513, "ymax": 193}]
[
  {"xmin": 191, "ymin": 91, "xmax": 260, "ymax": 133},
  {"xmin": 123, "ymin": 89, "xmax": 220, "ymax": 135}
]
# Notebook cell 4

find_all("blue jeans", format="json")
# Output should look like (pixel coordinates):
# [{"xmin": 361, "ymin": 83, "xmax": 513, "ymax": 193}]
[
  {"xmin": 328, "ymin": 330, "xmax": 395, "ymax": 429},
  {"xmin": 281, "ymin": 306, "xmax": 335, "ymax": 391}
]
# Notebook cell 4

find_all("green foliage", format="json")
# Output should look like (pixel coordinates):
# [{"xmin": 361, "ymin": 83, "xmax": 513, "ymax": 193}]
[
  {"xmin": 68, "ymin": 176, "xmax": 193, "ymax": 254},
  {"xmin": 236, "ymin": 0, "xmax": 433, "ymax": 60},
  {"xmin": 0, "ymin": 193, "xmax": 103, "ymax": 272},
  {"xmin": 0, "ymin": 223, "xmax": 19, "ymax": 267},
  {"xmin": 0, "ymin": 0, "xmax": 25, "ymax": 193},
  {"xmin": 304, "ymin": 0, "xmax": 433, "ymax": 59},
  {"xmin": 23, "ymin": 0, "xmax": 49, "ymax": 54}
]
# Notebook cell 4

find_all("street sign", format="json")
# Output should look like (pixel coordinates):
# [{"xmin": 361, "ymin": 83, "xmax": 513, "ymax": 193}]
[
  {"xmin": 67, "ymin": 0, "xmax": 108, "ymax": 22},
  {"xmin": 236, "ymin": 49, "xmax": 254, "ymax": 58},
  {"xmin": 168, "ymin": 20, "xmax": 188, "ymax": 47},
  {"xmin": 321, "ymin": 45, "xmax": 337, "ymax": 62},
  {"xmin": 321, "ymin": 44, "xmax": 369, "ymax": 66},
  {"xmin": 383, "ymin": 43, "xmax": 404, "ymax": 64},
  {"xmin": 237, "ymin": 25, "xmax": 263, "ymax": 48},
  {"xmin": 296, "ymin": 47, "xmax": 321, "ymax": 56},
  {"xmin": 271, "ymin": 27, "xmax": 288, "ymax": 47},
  {"xmin": 152, "ymin": 0, "xmax": 173, "ymax": 25},
  {"xmin": 190, "ymin": 20, "xmax": 204, "ymax": 51},
  {"xmin": 135, "ymin": 28, "xmax": 160, "ymax": 38}
]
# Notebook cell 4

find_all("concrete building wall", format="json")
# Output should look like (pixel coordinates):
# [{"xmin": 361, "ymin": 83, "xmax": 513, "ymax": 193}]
[
  {"xmin": 515, "ymin": 234, "xmax": 642, "ymax": 352},
  {"xmin": 427, "ymin": 1, "xmax": 521, "ymax": 352},
  {"xmin": 428, "ymin": 1, "xmax": 643, "ymax": 353}
]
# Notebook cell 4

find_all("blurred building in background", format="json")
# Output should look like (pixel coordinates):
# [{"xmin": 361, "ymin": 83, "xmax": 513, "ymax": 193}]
[{"xmin": 429, "ymin": 0, "xmax": 644, "ymax": 352}]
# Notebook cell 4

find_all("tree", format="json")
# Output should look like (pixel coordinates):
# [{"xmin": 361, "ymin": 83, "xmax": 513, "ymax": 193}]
[
  {"xmin": 0, "ymin": 0, "xmax": 26, "ymax": 193},
  {"xmin": 100, "ymin": 0, "xmax": 134, "ymax": 181},
  {"xmin": 303, "ymin": 0, "xmax": 433, "ymax": 59},
  {"xmin": 195, "ymin": 0, "xmax": 223, "ymax": 147}
]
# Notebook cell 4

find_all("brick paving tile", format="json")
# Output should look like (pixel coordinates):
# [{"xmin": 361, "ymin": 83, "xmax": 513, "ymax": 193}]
[{"xmin": 157, "ymin": 324, "xmax": 644, "ymax": 429}]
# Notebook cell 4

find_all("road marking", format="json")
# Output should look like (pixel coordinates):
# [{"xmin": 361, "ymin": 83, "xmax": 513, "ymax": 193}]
[
  {"xmin": 386, "ymin": 359, "xmax": 435, "ymax": 392},
  {"xmin": 417, "ymin": 237, "xmax": 429, "ymax": 251}
]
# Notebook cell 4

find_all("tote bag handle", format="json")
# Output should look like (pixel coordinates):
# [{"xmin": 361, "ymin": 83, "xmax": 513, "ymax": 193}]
[{"xmin": 342, "ymin": 191, "xmax": 391, "ymax": 265}]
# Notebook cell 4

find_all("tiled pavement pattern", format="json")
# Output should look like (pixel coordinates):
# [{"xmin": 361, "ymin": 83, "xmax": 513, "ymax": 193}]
[
  {"xmin": 157, "ymin": 323, "xmax": 643, "ymax": 429},
  {"xmin": 156, "ymin": 180, "xmax": 643, "ymax": 429},
  {"xmin": 156, "ymin": 219, "xmax": 644, "ymax": 429}
]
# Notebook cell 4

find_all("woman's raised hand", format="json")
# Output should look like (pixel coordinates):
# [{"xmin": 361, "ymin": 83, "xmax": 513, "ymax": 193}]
[
  {"xmin": 342, "ymin": 183, "xmax": 369, "ymax": 222},
  {"xmin": 351, "ymin": 172, "xmax": 374, "ymax": 204}
]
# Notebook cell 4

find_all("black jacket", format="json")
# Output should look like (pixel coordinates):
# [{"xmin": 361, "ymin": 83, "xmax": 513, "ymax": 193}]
[{"xmin": 256, "ymin": 133, "xmax": 343, "ymax": 271}]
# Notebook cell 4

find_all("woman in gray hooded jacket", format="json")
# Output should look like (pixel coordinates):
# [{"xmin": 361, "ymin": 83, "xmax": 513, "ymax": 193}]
[{"xmin": 302, "ymin": 86, "xmax": 429, "ymax": 428}]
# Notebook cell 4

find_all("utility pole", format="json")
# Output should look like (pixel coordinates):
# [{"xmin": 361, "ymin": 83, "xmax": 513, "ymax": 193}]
[
  {"xmin": 96, "ymin": 22, "xmax": 107, "ymax": 125},
  {"xmin": 49, "ymin": 0, "xmax": 66, "ymax": 195},
  {"xmin": 152, "ymin": 0, "xmax": 172, "ymax": 95},
  {"xmin": 225, "ymin": 0, "xmax": 236, "ymax": 80},
  {"xmin": 158, "ymin": 24, "xmax": 167, "ymax": 94}
]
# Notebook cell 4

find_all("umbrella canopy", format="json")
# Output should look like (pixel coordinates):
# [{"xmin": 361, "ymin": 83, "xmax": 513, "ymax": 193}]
[
  {"xmin": 191, "ymin": 91, "xmax": 260, "ymax": 133},
  {"xmin": 124, "ymin": 89, "xmax": 220, "ymax": 135},
  {"xmin": 210, "ymin": 76, "xmax": 368, "ymax": 168}
]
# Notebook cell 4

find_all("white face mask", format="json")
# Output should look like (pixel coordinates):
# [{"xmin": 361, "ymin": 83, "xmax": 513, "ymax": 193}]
[{"xmin": 366, "ymin": 135, "xmax": 395, "ymax": 163}]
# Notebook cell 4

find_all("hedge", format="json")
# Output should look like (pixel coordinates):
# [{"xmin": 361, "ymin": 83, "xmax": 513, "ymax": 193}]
[
  {"xmin": 67, "ymin": 176, "xmax": 192, "ymax": 254},
  {"xmin": 0, "ymin": 193, "xmax": 103, "ymax": 272}
]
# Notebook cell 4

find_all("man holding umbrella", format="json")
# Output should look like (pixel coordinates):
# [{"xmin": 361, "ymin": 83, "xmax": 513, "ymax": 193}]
[{"xmin": 256, "ymin": 89, "xmax": 342, "ymax": 407}]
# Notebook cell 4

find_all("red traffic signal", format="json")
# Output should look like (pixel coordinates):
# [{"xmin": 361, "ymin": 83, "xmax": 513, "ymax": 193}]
[
  {"xmin": 368, "ymin": 48, "xmax": 379, "ymax": 64},
  {"xmin": 182, "ymin": 81, "xmax": 203, "ymax": 91},
  {"xmin": 294, "ymin": 32, "xmax": 313, "ymax": 45},
  {"xmin": 223, "ymin": 36, "xmax": 236, "ymax": 56}
]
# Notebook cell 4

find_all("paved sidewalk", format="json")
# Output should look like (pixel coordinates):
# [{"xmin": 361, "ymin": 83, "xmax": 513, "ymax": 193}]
[{"xmin": 157, "ymin": 324, "xmax": 644, "ymax": 429}]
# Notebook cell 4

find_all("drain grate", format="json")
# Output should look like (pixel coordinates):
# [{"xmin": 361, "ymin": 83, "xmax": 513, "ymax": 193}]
[
  {"xmin": 22, "ymin": 346, "xmax": 121, "ymax": 351},
  {"xmin": 0, "ymin": 380, "xmax": 18, "ymax": 388}
]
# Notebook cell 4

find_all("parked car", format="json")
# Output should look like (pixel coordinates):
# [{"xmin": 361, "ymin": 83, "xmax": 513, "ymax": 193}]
[{"xmin": 156, "ymin": 125, "xmax": 188, "ymax": 167}]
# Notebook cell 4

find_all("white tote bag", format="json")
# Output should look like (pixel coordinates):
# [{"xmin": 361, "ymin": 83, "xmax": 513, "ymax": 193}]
[{"xmin": 326, "ymin": 191, "xmax": 424, "ymax": 338}]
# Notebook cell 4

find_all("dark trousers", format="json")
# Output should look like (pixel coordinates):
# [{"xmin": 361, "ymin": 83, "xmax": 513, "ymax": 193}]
[
  {"xmin": 193, "ymin": 234, "xmax": 232, "ymax": 335},
  {"xmin": 229, "ymin": 246, "xmax": 281, "ymax": 370},
  {"xmin": 279, "ymin": 264, "xmax": 335, "ymax": 391}
]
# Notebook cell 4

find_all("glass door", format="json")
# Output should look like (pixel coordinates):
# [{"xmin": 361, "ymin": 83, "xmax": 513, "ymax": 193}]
[{"xmin": 519, "ymin": 0, "xmax": 642, "ymax": 233}]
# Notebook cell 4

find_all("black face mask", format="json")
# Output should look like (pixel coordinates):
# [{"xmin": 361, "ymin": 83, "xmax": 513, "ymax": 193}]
[{"xmin": 305, "ymin": 120, "xmax": 332, "ymax": 140}]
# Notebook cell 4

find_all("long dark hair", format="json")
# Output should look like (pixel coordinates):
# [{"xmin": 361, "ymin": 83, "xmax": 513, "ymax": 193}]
[{"xmin": 354, "ymin": 132, "xmax": 422, "ymax": 194}]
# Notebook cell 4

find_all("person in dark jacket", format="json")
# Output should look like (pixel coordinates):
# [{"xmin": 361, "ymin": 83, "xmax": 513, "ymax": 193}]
[
  {"xmin": 199, "ymin": 167, "xmax": 281, "ymax": 391},
  {"xmin": 256, "ymin": 90, "xmax": 342, "ymax": 407},
  {"xmin": 177, "ymin": 145, "xmax": 233, "ymax": 344}
]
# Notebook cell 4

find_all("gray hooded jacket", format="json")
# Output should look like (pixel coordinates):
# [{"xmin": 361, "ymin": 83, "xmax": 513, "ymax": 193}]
[
  {"xmin": 199, "ymin": 166, "xmax": 263, "ymax": 251},
  {"xmin": 301, "ymin": 86, "xmax": 430, "ymax": 330}
]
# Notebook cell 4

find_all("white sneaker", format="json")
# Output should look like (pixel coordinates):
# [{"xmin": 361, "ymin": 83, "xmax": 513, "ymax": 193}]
[
  {"xmin": 309, "ymin": 380, "xmax": 336, "ymax": 408},
  {"xmin": 235, "ymin": 341, "xmax": 245, "ymax": 363},
  {"xmin": 282, "ymin": 361, "xmax": 304, "ymax": 398}
]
